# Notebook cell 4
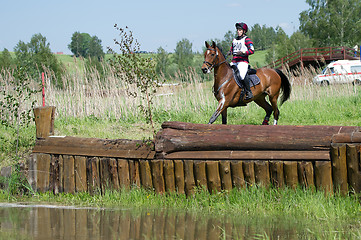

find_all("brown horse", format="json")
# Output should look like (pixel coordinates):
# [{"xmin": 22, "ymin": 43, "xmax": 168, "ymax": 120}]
[{"xmin": 201, "ymin": 41, "xmax": 291, "ymax": 125}]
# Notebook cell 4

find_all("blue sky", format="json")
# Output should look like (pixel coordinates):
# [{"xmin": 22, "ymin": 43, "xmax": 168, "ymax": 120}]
[{"xmin": 0, "ymin": 0, "xmax": 310, "ymax": 54}]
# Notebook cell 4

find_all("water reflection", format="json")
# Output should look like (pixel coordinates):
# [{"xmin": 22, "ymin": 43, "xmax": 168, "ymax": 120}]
[{"xmin": 0, "ymin": 203, "xmax": 358, "ymax": 239}]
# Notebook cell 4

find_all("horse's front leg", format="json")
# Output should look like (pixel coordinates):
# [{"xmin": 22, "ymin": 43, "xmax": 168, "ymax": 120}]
[
  {"xmin": 221, "ymin": 109, "xmax": 227, "ymax": 124},
  {"xmin": 208, "ymin": 97, "xmax": 227, "ymax": 124}
]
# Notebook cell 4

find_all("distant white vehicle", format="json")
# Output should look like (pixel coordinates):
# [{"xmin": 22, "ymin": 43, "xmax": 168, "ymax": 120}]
[{"xmin": 313, "ymin": 60, "xmax": 361, "ymax": 86}]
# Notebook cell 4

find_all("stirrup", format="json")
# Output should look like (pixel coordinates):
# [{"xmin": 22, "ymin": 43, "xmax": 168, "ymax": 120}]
[{"xmin": 244, "ymin": 91, "xmax": 253, "ymax": 100}]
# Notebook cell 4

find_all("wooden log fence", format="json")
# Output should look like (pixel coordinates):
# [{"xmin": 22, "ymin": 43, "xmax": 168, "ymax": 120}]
[{"xmin": 28, "ymin": 117, "xmax": 361, "ymax": 195}]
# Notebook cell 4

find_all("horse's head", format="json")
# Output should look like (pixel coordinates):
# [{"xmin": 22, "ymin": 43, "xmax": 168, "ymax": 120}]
[{"xmin": 201, "ymin": 41, "xmax": 220, "ymax": 74}]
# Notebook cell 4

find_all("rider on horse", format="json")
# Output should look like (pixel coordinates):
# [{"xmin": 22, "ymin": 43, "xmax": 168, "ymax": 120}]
[{"xmin": 229, "ymin": 22, "xmax": 254, "ymax": 100}]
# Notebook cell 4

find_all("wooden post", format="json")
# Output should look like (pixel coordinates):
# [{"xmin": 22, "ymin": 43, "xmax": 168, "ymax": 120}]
[
  {"xmin": 109, "ymin": 158, "xmax": 120, "ymax": 190},
  {"xmin": 151, "ymin": 160, "xmax": 165, "ymax": 193},
  {"xmin": 194, "ymin": 161, "xmax": 207, "ymax": 189},
  {"xmin": 284, "ymin": 161, "xmax": 298, "ymax": 189},
  {"xmin": 231, "ymin": 161, "xmax": 245, "ymax": 189},
  {"xmin": 206, "ymin": 161, "xmax": 221, "ymax": 193},
  {"xmin": 118, "ymin": 159, "xmax": 130, "ymax": 190},
  {"xmin": 219, "ymin": 161, "xmax": 232, "ymax": 191},
  {"xmin": 163, "ymin": 160, "xmax": 176, "ymax": 192},
  {"xmin": 129, "ymin": 160, "xmax": 140, "ymax": 188},
  {"xmin": 36, "ymin": 153, "xmax": 51, "ymax": 192},
  {"xmin": 63, "ymin": 155, "xmax": 75, "ymax": 194},
  {"xmin": 74, "ymin": 156, "xmax": 87, "ymax": 192},
  {"xmin": 33, "ymin": 106, "xmax": 56, "ymax": 138},
  {"xmin": 254, "ymin": 161, "xmax": 270, "ymax": 188},
  {"xmin": 314, "ymin": 161, "xmax": 333, "ymax": 194},
  {"xmin": 297, "ymin": 161, "xmax": 315, "ymax": 190},
  {"xmin": 100, "ymin": 158, "xmax": 112, "ymax": 192},
  {"xmin": 87, "ymin": 157, "xmax": 100, "ymax": 194},
  {"xmin": 139, "ymin": 160, "xmax": 153, "ymax": 190},
  {"xmin": 243, "ymin": 161, "xmax": 255, "ymax": 187},
  {"xmin": 174, "ymin": 160, "xmax": 185, "ymax": 194},
  {"xmin": 346, "ymin": 144, "xmax": 361, "ymax": 193},
  {"xmin": 269, "ymin": 161, "xmax": 284, "ymax": 188},
  {"xmin": 331, "ymin": 145, "xmax": 348, "ymax": 195},
  {"xmin": 184, "ymin": 160, "xmax": 196, "ymax": 195}
]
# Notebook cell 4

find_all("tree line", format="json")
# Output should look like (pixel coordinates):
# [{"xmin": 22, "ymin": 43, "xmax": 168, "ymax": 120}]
[{"xmin": 1, "ymin": 0, "xmax": 360, "ymax": 84}]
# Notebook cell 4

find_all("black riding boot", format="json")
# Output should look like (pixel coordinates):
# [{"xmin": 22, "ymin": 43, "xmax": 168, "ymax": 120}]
[{"xmin": 243, "ymin": 74, "xmax": 253, "ymax": 100}]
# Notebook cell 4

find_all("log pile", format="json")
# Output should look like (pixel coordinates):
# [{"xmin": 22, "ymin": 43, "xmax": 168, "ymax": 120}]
[
  {"xmin": 155, "ymin": 121, "xmax": 359, "ymax": 160},
  {"xmin": 29, "ymin": 121, "xmax": 361, "ymax": 195}
]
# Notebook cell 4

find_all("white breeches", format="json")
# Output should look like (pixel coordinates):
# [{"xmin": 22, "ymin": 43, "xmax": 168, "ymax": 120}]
[{"xmin": 230, "ymin": 62, "xmax": 248, "ymax": 80}]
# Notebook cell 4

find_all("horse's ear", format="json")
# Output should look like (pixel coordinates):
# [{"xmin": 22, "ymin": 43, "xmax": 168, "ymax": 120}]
[
  {"xmin": 212, "ymin": 41, "xmax": 216, "ymax": 48},
  {"xmin": 205, "ymin": 41, "xmax": 209, "ymax": 48}
]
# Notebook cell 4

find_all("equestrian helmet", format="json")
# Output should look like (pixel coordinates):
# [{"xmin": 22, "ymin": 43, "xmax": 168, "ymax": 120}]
[{"xmin": 235, "ymin": 22, "xmax": 248, "ymax": 33}]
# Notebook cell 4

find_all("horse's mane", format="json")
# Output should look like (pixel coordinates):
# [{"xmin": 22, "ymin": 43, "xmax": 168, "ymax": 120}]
[{"xmin": 215, "ymin": 44, "xmax": 227, "ymax": 59}]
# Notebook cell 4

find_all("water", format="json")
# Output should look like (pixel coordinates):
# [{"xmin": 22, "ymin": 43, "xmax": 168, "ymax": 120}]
[{"xmin": 0, "ymin": 203, "xmax": 358, "ymax": 239}]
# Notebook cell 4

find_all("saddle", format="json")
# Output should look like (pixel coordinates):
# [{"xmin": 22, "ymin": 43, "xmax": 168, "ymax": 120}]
[
  {"xmin": 231, "ymin": 66, "xmax": 260, "ymax": 89},
  {"xmin": 231, "ymin": 66, "xmax": 261, "ymax": 105}
]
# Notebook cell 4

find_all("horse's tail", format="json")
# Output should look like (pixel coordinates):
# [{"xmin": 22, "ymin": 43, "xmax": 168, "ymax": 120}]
[{"xmin": 275, "ymin": 69, "xmax": 291, "ymax": 105}]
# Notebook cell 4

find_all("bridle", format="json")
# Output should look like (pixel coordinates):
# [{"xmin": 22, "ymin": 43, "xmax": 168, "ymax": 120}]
[
  {"xmin": 203, "ymin": 47, "xmax": 232, "ymax": 95},
  {"xmin": 203, "ymin": 47, "xmax": 227, "ymax": 72}
]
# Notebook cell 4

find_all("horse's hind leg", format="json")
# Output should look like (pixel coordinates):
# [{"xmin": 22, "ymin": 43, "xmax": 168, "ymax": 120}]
[{"xmin": 254, "ymin": 94, "xmax": 273, "ymax": 125}]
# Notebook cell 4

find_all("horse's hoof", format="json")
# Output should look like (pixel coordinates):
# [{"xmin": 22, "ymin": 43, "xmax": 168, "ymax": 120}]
[{"xmin": 262, "ymin": 120, "xmax": 269, "ymax": 125}]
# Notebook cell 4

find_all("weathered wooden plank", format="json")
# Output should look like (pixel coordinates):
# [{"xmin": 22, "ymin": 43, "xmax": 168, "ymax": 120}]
[
  {"xmin": 63, "ymin": 155, "xmax": 75, "ymax": 194},
  {"xmin": 230, "ymin": 161, "xmax": 245, "ymax": 189},
  {"xmin": 269, "ymin": 161, "xmax": 284, "ymax": 188},
  {"xmin": 297, "ymin": 161, "xmax": 315, "ymax": 189},
  {"xmin": 129, "ymin": 160, "xmax": 140, "ymax": 188},
  {"xmin": 314, "ymin": 161, "xmax": 333, "ymax": 194},
  {"xmin": 51, "ymin": 155, "xmax": 61, "ymax": 194},
  {"xmin": 174, "ymin": 160, "xmax": 185, "ymax": 194},
  {"xmin": 33, "ymin": 137, "xmax": 155, "ymax": 159},
  {"xmin": 219, "ymin": 161, "xmax": 232, "ymax": 191},
  {"xmin": 118, "ymin": 159, "xmax": 130, "ymax": 189},
  {"xmin": 100, "ymin": 158, "xmax": 112, "ymax": 192},
  {"xmin": 151, "ymin": 160, "xmax": 165, "ymax": 193},
  {"xmin": 331, "ymin": 145, "xmax": 348, "ymax": 195},
  {"xmin": 156, "ymin": 122, "xmax": 359, "ymax": 155},
  {"xmin": 346, "ymin": 144, "xmax": 361, "ymax": 193},
  {"xmin": 163, "ymin": 160, "xmax": 175, "ymax": 192},
  {"xmin": 206, "ymin": 161, "xmax": 221, "ymax": 193},
  {"xmin": 194, "ymin": 161, "xmax": 207, "ymax": 189},
  {"xmin": 87, "ymin": 157, "xmax": 100, "ymax": 194},
  {"xmin": 161, "ymin": 150, "xmax": 330, "ymax": 160},
  {"xmin": 184, "ymin": 160, "xmax": 196, "ymax": 195},
  {"xmin": 243, "ymin": 161, "xmax": 255, "ymax": 187},
  {"xmin": 36, "ymin": 153, "xmax": 51, "ymax": 192},
  {"xmin": 283, "ymin": 161, "xmax": 298, "ymax": 189},
  {"xmin": 33, "ymin": 106, "xmax": 56, "ymax": 139},
  {"xmin": 139, "ymin": 160, "xmax": 153, "ymax": 190},
  {"xmin": 74, "ymin": 156, "xmax": 87, "ymax": 192},
  {"xmin": 109, "ymin": 158, "xmax": 120, "ymax": 190},
  {"xmin": 254, "ymin": 161, "xmax": 270, "ymax": 188}
]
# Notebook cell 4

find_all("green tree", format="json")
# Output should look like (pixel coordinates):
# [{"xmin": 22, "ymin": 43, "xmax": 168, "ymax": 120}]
[
  {"xmin": 248, "ymin": 24, "xmax": 277, "ymax": 50},
  {"xmin": 0, "ymin": 48, "xmax": 14, "ymax": 69},
  {"xmin": 68, "ymin": 32, "xmax": 104, "ymax": 60},
  {"xmin": 299, "ymin": 0, "xmax": 361, "ymax": 46},
  {"xmin": 174, "ymin": 38, "xmax": 193, "ymax": 71},
  {"xmin": 14, "ymin": 33, "xmax": 64, "ymax": 86},
  {"xmin": 155, "ymin": 46, "xmax": 169, "ymax": 76},
  {"xmin": 88, "ymin": 36, "xmax": 105, "ymax": 61}
]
